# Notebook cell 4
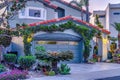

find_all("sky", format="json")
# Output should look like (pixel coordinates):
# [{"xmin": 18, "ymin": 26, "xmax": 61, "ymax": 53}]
[{"xmin": 68, "ymin": 0, "xmax": 120, "ymax": 12}]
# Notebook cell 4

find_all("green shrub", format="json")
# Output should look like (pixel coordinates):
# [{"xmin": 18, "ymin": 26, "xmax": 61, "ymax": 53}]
[
  {"xmin": 88, "ymin": 59, "xmax": 97, "ymax": 63},
  {"xmin": 48, "ymin": 70, "xmax": 55, "ymax": 76},
  {"xmin": 36, "ymin": 50, "xmax": 74, "ymax": 62},
  {"xmin": 3, "ymin": 54, "xmax": 17, "ymax": 63},
  {"xmin": 59, "ymin": 64, "xmax": 71, "ymax": 75},
  {"xmin": 35, "ymin": 46, "xmax": 46, "ymax": 53},
  {"xmin": 0, "ymin": 64, "xmax": 6, "ymax": 73},
  {"xmin": 59, "ymin": 51, "xmax": 74, "ymax": 61},
  {"xmin": 18, "ymin": 56, "xmax": 35, "ymax": 69}
]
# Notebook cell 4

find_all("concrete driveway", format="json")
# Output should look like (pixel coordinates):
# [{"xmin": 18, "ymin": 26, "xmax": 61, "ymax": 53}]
[{"xmin": 27, "ymin": 63, "xmax": 120, "ymax": 80}]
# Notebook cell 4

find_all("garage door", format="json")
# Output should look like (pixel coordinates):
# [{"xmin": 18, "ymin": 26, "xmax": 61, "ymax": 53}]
[{"xmin": 35, "ymin": 41, "xmax": 83, "ymax": 63}]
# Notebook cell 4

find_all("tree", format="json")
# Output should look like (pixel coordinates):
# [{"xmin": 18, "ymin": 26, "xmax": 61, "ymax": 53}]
[
  {"xmin": 70, "ymin": 0, "xmax": 83, "ymax": 20},
  {"xmin": 94, "ymin": 14, "xmax": 104, "ymax": 39},
  {"xmin": 0, "ymin": 0, "xmax": 25, "ymax": 27},
  {"xmin": 81, "ymin": 0, "xmax": 89, "ymax": 22},
  {"xmin": 95, "ymin": 14, "xmax": 103, "ymax": 28},
  {"xmin": 70, "ymin": 0, "xmax": 90, "ymax": 22},
  {"xmin": 110, "ymin": 37, "xmax": 117, "ymax": 44},
  {"xmin": 112, "ymin": 23, "xmax": 120, "ymax": 49},
  {"xmin": 0, "ymin": 34, "xmax": 12, "ymax": 48}
]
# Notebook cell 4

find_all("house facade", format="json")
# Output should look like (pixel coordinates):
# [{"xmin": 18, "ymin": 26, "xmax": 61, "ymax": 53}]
[
  {"xmin": 8, "ymin": 0, "xmax": 110, "ymax": 63},
  {"xmin": 92, "ymin": 3, "xmax": 120, "ymax": 38}
]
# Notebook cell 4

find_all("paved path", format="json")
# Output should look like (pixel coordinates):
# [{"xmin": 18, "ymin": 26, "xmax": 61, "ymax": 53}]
[
  {"xmin": 26, "ymin": 76, "xmax": 74, "ymax": 80},
  {"xmin": 96, "ymin": 76, "xmax": 120, "ymax": 80},
  {"xmin": 27, "ymin": 63, "xmax": 120, "ymax": 80}
]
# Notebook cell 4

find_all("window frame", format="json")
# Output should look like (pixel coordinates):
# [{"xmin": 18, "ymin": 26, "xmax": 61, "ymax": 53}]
[
  {"xmin": 36, "ymin": 41, "xmax": 79, "ymax": 46},
  {"xmin": 19, "ymin": 7, "xmax": 47, "ymax": 20},
  {"xmin": 113, "ymin": 12, "xmax": 120, "ymax": 15}
]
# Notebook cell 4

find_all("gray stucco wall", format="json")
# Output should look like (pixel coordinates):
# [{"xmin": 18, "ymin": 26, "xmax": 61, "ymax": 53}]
[
  {"xmin": 109, "ymin": 8, "xmax": 120, "ymax": 37},
  {"xmin": 51, "ymin": 1, "xmax": 86, "ymax": 21},
  {"xmin": 9, "ymin": 1, "xmax": 88, "ymax": 28},
  {"xmin": 9, "ymin": 1, "xmax": 55, "ymax": 28},
  {"xmin": 89, "ymin": 39, "xmax": 96, "ymax": 59},
  {"xmin": 11, "ymin": 37, "xmax": 24, "ymax": 56}
]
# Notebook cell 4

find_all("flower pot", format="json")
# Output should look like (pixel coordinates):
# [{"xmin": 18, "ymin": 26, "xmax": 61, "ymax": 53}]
[
  {"xmin": 97, "ymin": 57, "xmax": 101, "ymax": 62},
  {"xmin": 44, "ymin": 71, "xmax": 49, "ymax": 76},
  {"xmin": 117, "ymin": 60, "xmax": 120, "ymax": 64}
]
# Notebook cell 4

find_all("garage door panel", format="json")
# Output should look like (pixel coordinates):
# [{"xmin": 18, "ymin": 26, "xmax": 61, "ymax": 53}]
[
  {"xmin": 35, "ymin": 42, "xmax": 82, "ymax": 63},
  {"xmin": 69, "ymin": 46, "xmax": 79, "ymax": 49},
  {"xmin": 58, "ymin": 45, "xmax": 69, "ymax": 49}
]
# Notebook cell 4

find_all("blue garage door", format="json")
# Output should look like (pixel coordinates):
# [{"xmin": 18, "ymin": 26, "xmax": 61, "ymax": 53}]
[{"xmin": 35, "ymin": 41, "xmax": 83, "ymax": 63}]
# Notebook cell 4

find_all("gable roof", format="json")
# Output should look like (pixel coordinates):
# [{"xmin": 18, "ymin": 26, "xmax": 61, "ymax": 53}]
[
  {"xmin": 42, "ymin": 0, "xmax": 91, "ymax": 14},
  {"xmin": 38, "ymin": 0, "xmax": 58, "ymax": 9},
  {"xmin": 51, "ymin": 0, "xmax": 91, "ymax": 14},
  {"xmin": 28, "ymin": 16, "xmax": 110, "ymax": 34}
]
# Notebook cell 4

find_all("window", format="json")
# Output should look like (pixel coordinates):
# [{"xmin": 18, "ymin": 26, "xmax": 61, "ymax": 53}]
[
  {"xmin": 113, "ymin": 12, "xmax": 120, "ymax": 15},
  {"xmin": 29, "ymin": 9, "xmax": 41, "ymax": 17},
  {"xmin": 56, "ymin": 7, "xmax": 65, "ymax": 18},
  {"xmin": 54, "ymin": 12, "xmax": 58, "ymax": 18},
  {"xmin": 36, "ymin": 41, "xmax": 78, "ymax": 45},
  {"xmin": 99, "ymin": 15, "xmax": 105, "ymax": 18},
  {"xmin": 19, "ymin": 7, "xmax": 46, "ymax": 20}
]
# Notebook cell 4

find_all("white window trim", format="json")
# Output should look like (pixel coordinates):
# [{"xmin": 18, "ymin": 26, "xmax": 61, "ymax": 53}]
[
  {"xmin": 55, "ymin": 12, "xmax": 58, "ymax": 18},
  {"xmin": 19, "ymin": 7, "xmax": 47, "ymax": 20},
  {"xmin": 19, "ymin": 8, "xmax": 26, "ymax": 18}
]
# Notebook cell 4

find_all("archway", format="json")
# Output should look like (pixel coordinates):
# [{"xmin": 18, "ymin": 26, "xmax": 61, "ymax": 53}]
[{"xmin": 32, "ymin": 30, "xmax": 84, "ymax": 63}]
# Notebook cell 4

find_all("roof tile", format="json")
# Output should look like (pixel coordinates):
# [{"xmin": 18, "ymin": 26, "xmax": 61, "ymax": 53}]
[{"xmin": 27, "ymin": 16, "xmax": 110, "ymax": 34}]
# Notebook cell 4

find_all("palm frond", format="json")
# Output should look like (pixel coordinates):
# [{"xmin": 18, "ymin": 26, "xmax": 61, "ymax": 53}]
[
  {"xmin": 70, "ymin": 1, "xmax": 82, "ymax": 9},
  {"xmin": 80, "ymin": 0, "xmax": 89, "ymax": 6},
  {"xmin": 110, "ymin": 37, "xmax": 118, "ymax": 42},
  {"xmin": 112, "ymin": 23, "xmax": 120, "ymax": 32}
]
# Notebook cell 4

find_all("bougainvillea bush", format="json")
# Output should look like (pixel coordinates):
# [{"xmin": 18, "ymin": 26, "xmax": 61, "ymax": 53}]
[{"xmin": 0, "ymin": 69, "xmax": 28, "ymax": 80}]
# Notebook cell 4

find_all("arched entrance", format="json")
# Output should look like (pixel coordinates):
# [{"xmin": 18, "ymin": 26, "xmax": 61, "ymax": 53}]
[{"xmin": 32, "ymin": 30, "xmax": 84, "ymax": 63}]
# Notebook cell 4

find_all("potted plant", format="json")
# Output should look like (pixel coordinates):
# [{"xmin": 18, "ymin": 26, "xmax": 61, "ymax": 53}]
[
  {"xmin": 88, "ymin": 59, "xmax": 96, "ymax": 64},
  {"xmin": 97, "ymin": 55, "xmax": 101, "ymax": 62},
  {"xmin": 116, "ymin": 54, "xmax": 120, "ymax": 63},
  {"xmin": 113, "ymin": 54, "xmax": 118, "ymax": 62},
  {"xmin": 48, "ymin": 70, "xmax": 55, "ymax": 76}
]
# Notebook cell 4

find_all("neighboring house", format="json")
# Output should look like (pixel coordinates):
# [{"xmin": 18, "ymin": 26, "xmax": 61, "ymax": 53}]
[
  {"xmin": 9, "ymin": 0, "xmax": 110, "ymax": 63},
  {"xmin": 92, "ymin": 3, "xmax": 120, "ymax": 38}
]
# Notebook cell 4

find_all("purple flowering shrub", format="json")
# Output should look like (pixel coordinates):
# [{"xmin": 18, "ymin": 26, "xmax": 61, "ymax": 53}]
[{"xmin": 0, "ymin": 69, "xmax": 28, "ymax": 80}]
